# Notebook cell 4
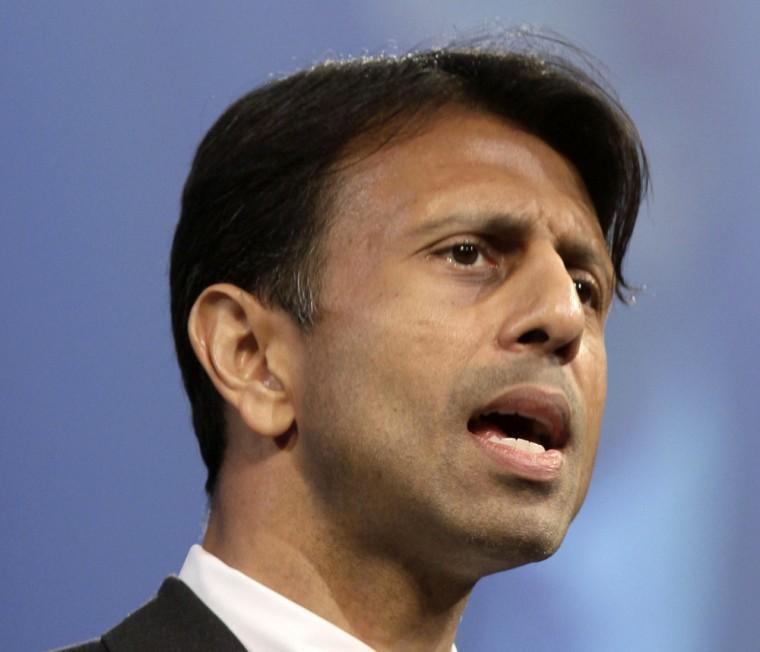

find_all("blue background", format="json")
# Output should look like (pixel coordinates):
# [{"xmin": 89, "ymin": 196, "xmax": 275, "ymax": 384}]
[{"xmin": 2, "ymin": 2, "xmax": 758, "ymax": 651}]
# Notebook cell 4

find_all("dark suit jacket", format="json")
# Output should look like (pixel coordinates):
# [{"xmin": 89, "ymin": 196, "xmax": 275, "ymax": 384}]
[{"xmin": 55, "ymin": 577, "xmax": 246, "ymax": 651}]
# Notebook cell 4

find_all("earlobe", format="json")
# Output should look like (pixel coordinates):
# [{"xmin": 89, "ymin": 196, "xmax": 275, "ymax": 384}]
[{"xmin": 187, "ymin": 283, "xmax": 297, "ymax": 438}]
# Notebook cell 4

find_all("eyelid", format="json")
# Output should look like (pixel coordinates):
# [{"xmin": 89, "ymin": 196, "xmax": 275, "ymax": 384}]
[
  {"xmin": 433, "ymin": 232, "xmax": 499, "ymax": 252},
  {"xmin": 432, "ymin": 236, "xmax": 499, "ymax": 267},
  {"xmin": 571, "ymin": 269, "xmax": 606, "ymax": 311}
]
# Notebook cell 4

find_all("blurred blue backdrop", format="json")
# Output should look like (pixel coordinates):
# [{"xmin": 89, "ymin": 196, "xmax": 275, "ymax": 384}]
[{"xmin": 2, "ymin": 2, "xmax": 758, "ymax": 651}]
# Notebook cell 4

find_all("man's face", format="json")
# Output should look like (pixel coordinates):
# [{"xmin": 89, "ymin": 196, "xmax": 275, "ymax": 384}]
[{"xmin": 289, "ymin": 107, "xmax": 613, "ymax": 580}]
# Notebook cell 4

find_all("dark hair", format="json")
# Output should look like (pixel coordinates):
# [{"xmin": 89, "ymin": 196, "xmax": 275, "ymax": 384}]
[{"xmin": 170, "ymin": 33, "xmax": 648, "ymax": 495}]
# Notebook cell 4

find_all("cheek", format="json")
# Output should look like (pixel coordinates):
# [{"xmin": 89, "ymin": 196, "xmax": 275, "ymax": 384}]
[
  {"xmin": 343, "ymin": 306, "xmax": 463, "ymax": 401},
  {"xmin": 295, "ymin": 303, "xmax": 467, "ymax": 498},
  {"xmin": 308, "ymin": 291, "xmax": 482, "ymax": 448},
  {"xmin": 329, "ymin": 265, "xmax": 483, "ymax": 367},
  {"xmin": 581, "ymin": 333, "xmax": 608, "ymax": 415},
  {"xmin": 577, "ymin": 338, "xmax": 607, "ymax": 482},
  {"xmin": 591, "ymin": 343, "xmax": 608, "ymax": 427}
]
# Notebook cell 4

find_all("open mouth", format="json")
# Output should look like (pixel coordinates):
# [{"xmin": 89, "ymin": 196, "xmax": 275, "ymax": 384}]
[
  {"xmin": 467, "ymin": 412, "xmax": 554, "ymax": 453},
  {"xmin": 464, "ymin": 388, "xmax": 571, "ymax": 480},
  {"xmin": 465, "ymin": 387, "xmax": 571, "ymax": 454}
]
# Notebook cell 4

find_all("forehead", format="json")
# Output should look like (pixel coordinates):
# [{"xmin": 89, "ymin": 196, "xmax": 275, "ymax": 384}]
[{"xmin": 323, "ymin": 107, "xmax": 608, "ymax": 273}]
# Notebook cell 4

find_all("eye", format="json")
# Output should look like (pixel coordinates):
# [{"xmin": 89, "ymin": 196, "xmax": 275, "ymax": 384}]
[
  {"xmin": 440, "ymin": 241, "xmax": 493, "ymax": 268},
  {"xmin": 450, "ymin": 243, "xmax": 479, "ymax": 265},
  {"xmin": 573, "ymin": 278, "xmax": 600, "ymax": 308}
]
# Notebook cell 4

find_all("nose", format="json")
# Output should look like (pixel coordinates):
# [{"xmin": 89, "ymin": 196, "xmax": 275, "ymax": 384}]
[{"xmin": 496, "ymin": 242, "xmax": 585, "ymax": 364}]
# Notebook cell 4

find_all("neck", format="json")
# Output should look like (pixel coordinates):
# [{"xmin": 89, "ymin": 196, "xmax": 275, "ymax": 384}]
[{"xmin": 204, "ymin": 465, "xmax": 472, "ymax": 652}]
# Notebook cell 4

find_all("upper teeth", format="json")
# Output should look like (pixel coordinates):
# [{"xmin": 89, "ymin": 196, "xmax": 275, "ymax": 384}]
[{"xmin": 487, "ymin": 435, "xmax": 546, "ymax": 454}]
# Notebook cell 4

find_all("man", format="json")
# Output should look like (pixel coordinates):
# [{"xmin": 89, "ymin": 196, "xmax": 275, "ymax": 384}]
[{"xmin": 62, "ymin": 34, "xmax": 646, "ymax": 651}]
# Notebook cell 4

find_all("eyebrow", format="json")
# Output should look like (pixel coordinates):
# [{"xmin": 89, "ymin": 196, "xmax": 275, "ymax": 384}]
[
  {"xmin": 409, "ymin": 212, "xmax": 532, "ymax": 241},
  {"xmin": 556, "ymin": 239, "xmax": 615, "ymax": 298}
]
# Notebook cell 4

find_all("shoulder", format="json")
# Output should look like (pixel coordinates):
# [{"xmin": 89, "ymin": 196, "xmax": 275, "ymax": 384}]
[
  {"xmin": 51, "ymin": 641, "xmax": 105, "ymax": 652},
  {"xmin": 55, "ymin": 577, "xmax": 245, "ymax": 652}
]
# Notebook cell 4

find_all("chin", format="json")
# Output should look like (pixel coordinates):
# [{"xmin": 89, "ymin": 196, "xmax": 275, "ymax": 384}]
[{"xmin": 456, "ymin": 511, "xmax": 573, "ymax": 576}]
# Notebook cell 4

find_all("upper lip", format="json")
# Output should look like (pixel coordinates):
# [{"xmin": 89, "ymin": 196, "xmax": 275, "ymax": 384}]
[{"xmin": 471, "ymin": 386, "xmax": 572, "ymax": 449}]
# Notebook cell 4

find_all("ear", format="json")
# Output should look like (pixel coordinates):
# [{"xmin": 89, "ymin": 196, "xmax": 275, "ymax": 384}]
[{"xmin": 187, "ymin": 283, "xmax": 297, "ymax": 438}]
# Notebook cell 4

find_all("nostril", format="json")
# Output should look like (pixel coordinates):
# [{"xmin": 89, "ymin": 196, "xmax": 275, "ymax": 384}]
[
  {"xmin": 518, "ymin": 329, "xmax": 549, "ymax": 345},
  {"xmin": 555, "ymin": 337, "xmax": 581, "ymax": 363}
]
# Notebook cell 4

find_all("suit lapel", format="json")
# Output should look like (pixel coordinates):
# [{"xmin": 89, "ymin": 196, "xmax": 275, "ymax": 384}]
[{"xmin": 102, "ymin": 577, "xmax": 246, "ymax": 651}]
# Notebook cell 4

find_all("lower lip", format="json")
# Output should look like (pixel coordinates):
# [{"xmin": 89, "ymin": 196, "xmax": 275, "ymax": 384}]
[{"xmin": 468, "ymin": 432, "xmax": 564, "ymax": 482}]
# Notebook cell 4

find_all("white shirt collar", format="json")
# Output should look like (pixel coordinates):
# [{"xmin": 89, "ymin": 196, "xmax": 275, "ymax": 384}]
[{"xmin": 181, "ymin": 544, "xmax": 422, "ymax": 652}]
